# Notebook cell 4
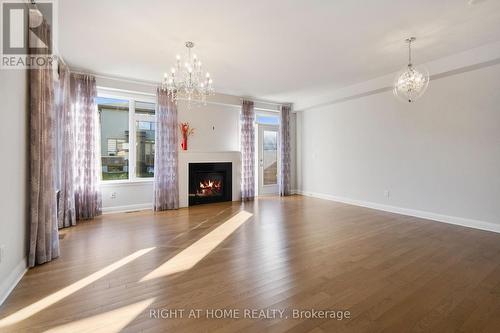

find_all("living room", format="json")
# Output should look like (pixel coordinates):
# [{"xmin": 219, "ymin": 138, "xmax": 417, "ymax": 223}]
[{"xmin": 1, "ymin": 1, "xmax": 500, "ymax": 332}]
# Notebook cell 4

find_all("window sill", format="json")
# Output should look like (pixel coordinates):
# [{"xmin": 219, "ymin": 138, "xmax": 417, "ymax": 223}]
[{"xmin": 100, "ymin": 179, "xmax": 154, "ymax": 187}]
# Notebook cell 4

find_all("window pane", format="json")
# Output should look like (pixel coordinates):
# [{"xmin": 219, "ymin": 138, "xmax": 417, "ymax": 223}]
[
  {"xmin": 256, "ymin": 114, "xmax": 279, "ymax": 125},
  {"xmin": 98, "ymin": 97, "xmax": 129, "ymax": 180},
  {"xmin": 136, "ymin": 120, "xmax": 155, "ymax": 178},
  {"xmin": 263, "ymin": 130, "xmax": 278, "ymax": 185},
  {"xmin": 136, "ymin": 101, "xmax": 155, "ymax": 115}
]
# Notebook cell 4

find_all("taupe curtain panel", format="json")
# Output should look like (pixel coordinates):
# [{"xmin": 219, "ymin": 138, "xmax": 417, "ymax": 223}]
[
  {"xmin": 240, "ymin": 100, "xmax": 255, "ymax": 201},
  {"xmin": 29, "ymin": 20, "xmax": 60, "ymax": 267},
  {"xmin": 55, "ymin": 60, "xmax": 76, "ymax": 228},
  {"xmin": 71, "ymin": 74, "xmax": 102, "ymax": 219},
  {"xmin": 29, "ymin": 17, "xmax": 102, "ymax": 265},
  {"xmin": 279, "ymin": 105, "xmax": 292, "ymax": 196},
  {"xmin": 153, "ymin": 88, "xmax": 179, "ymax": 211}
]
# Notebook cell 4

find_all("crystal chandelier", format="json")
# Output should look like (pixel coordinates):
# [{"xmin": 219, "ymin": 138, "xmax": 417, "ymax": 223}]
[
  {"xmin": 393, "ymin": 37, "xmax": 429, "ymax": 103},
  {"xmin": 161, "ymin": 41, "xmax": 215, "ymax": 105}
]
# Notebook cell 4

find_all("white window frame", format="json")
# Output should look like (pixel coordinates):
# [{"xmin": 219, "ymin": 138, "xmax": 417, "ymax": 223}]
[
  {"xmin": 254, "ymin": 111, "xmax": 280, "ymax": 195},
  {"xmin": 97, "ymin": 87, "xmax": 156, "ymax": 184}
]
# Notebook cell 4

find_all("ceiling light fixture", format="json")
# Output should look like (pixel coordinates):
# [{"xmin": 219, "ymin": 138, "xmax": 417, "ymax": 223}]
[
  {"xmin": 393, "ymin": 37, "xmax": 429, "ymax": 103},
  {"xmin": 161, "ymin": 41, "xmax": 215, "ymax": 106}
]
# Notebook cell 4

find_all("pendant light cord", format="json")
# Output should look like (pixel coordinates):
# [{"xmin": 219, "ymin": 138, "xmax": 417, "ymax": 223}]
[{"xmin": 408, "ymin": 39, "xmax": 412, "ymax": 66}]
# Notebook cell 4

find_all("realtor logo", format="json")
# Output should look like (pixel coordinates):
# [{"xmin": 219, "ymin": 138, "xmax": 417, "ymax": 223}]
[{"xmin": 1, "ymin": 0, "xmax": 54, "ymax": 69}]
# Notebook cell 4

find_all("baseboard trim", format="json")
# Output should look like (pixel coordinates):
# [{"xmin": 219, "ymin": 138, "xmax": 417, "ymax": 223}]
[
  {"xmin": 297, "ymin": 190, "xmax": 500, "ymax": 234},
  {"xmin": 102, "ymin": 203, "xmax": 152, "ymax": 214},
  {"xmin": 0, "ymin": 257, "xmax": 27, "ymax": 306}
]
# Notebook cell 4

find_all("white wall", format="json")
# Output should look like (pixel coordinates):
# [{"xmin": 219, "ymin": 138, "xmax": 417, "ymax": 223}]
[
  {"xmin": 290, "ymin": 112, "xmax": 297, "ymax": 192},
  {"xmin": 177, "ymin": 101, "xmax": 240, "ymax": 152},
  {"xmin": 297, "ymin": 62, "xmax": 500, "ymax": 229},
  {"xmin": 0, "ymin": 69, "xmax": 29, "ymax": 303},
  {"xmin": 101, "ymin": 181, "xmax": 154, "ymax": 212}
]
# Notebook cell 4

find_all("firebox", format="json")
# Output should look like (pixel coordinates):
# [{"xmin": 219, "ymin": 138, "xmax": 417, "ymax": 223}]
[{"xmin": 189, "ymin": 162, "xmax": 232, "ymax": 206}]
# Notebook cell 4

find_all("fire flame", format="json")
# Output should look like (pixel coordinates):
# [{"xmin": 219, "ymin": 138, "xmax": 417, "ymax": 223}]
[
  {"xmin": 198, "ymin": 178, "xmax": 222, "ymax": 196},
  {"xmin": 199, "ymin": 179, "xmax": 221, "ymax": 190}
]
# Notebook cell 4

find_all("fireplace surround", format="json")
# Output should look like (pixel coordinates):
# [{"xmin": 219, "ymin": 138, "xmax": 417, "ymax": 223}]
[{"xmin": 189, "ymin": 162, "xmax": 232, "ymax": 206}]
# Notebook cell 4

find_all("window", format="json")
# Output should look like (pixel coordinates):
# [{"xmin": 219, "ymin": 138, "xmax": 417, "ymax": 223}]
[
  {"xmin": 97, "ymin": 97, "xmax": 130, "ymax": 180},
  {"xmin": 256, "ymin": 114, "xmax": 279, "ymax": 125},
  {"xmin": 134, "ymin": 102, "xmax": 156, "ymax": 178},
  {"xmin": 97, "ymin": 93, "xmax": 156, "ymax": 182},
  {"xmin": 135, "ymin": 101, "xmax": 155, "ymax": 115}
]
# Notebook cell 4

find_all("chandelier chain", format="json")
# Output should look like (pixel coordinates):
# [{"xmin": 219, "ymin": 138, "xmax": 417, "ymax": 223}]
[{"xmin": 408, "ymin": 39, "xmax": 412, "ymax": 66}]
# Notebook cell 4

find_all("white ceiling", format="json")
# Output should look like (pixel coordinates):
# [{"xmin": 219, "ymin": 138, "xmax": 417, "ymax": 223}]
[{"xmin": 59, "ymin": 0, "xmax": 500, "ymax": 104}]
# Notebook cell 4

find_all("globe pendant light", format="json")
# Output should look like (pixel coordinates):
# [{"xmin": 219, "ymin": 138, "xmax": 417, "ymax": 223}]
[{"xmin": 393, "ymin": 37, "xmax": 429, "ymax": 103}]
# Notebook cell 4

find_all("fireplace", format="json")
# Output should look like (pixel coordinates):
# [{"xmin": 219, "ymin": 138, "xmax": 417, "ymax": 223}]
[{"xmin": 189, "ymin": 162, "xmax": 232, "ymax": 206}]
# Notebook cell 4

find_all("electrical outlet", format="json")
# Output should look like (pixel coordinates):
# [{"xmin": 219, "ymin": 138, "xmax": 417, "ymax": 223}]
[
  {"xmin": 384, "ymin": 190, "xmax": 390, "ymax": 198},
  {"xmin": 110, "ymin": 192, "xmax": 117, "ymax": 199}
]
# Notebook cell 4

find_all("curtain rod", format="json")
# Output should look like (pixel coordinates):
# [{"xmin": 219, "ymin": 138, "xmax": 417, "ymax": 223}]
[
  {"xmin": 70, "ymin": 70, "xmax": 159, "ymax": 87},
  {"xmin": 97, "ymin": 85, "xmax": 281, "ymax": 112},
  {"xmin": 70, "ymin": 69, "xmax": 288, "ymax": 107},
  {"xmin": 239, "ymin": 97, "xmax": 288, "ymax": 107}
]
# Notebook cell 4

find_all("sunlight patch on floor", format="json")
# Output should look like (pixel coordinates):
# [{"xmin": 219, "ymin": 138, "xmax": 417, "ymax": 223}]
[
  {"xmin": 0, "ymin": 247, "xmax": 155, "ymax": 328},
  {"xmin": 43, "ymin": 298, "xmax": 155, "ymax": 333},
  {"xmin": 140, "ymin": 210, "xmax": 253, "ymax": 281}
]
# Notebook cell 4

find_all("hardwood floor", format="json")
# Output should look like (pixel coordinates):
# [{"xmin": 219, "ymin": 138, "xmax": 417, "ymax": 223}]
[{"xmin": 1, "ymin": 195, "xmax": 500, "ymax": 332}]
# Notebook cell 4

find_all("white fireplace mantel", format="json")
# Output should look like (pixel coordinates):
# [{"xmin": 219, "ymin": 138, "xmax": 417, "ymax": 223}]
[{"xmin": 178, "ymin": 151, "xmax": 242, "ymax": 208}]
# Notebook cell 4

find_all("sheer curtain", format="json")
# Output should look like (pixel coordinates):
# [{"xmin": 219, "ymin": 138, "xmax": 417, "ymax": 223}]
[
  {"xmin": 28, "ymin": 19, "xmax": 59, "ymax": 267},
  {"xmin": 153, "ymin": 88, "xmax": 179, "ymax": 211},
  {"xmin": 240, "ymin": 100, "xmax": 255, "ymax": 201},
  {"xmin": 279, "ymin": 105, "xmax": 292, "ymax": 196},
  {"xmin": 55, "ymin": 60, "xmax": 76, "ymax": 228},
  {"xmin": 71, "ymin": 74, "xmax": 102, "ymax": 219}
]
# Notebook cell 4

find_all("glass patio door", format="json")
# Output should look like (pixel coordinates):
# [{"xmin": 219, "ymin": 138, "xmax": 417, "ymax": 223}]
[{"xmin": 258, "ymin": 124, "xmax": 279, "ymax": 195}]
